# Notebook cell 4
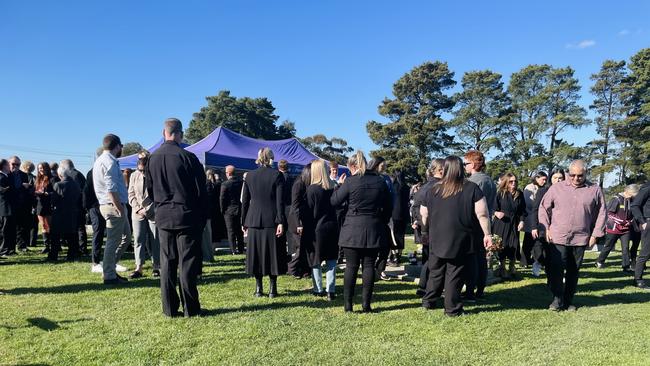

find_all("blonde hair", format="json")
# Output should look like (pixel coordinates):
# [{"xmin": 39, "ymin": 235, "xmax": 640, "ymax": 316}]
[
  {"xmin": 310, "ymin": 160, "xmax": 333, "ymax": 190},
  {"xmin": 624, "ymin": 184, "xmax": 640, "ymax": 198},
  {"xmin": 256, "ymin": 147, "xmax": 274, "ymax": 166},
  {"xmin": 347, "ymin": 150, "xmax": 367, "ymax": 176},
  {"xmin": 497, "ymin": 172, "xmax": 520, "ymax": 199}
]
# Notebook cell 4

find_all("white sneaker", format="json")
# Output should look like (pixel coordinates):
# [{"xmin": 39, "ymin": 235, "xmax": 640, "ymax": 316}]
[
  {"xmin": 115, "ymin": 263, "xmax": 128, "ymax": 272},
  {"xmin": 532, "ymin": 261, "xmax": 542, "ymax": 277},
  {"xmin": 91, "ymin": 263, "xmax": 103, "ymax": 273}
]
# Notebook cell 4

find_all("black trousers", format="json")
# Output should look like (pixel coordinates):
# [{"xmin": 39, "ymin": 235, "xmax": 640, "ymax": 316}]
[
  {"xmin": 77, "ymin": 208, "xmax": 87, "ymax": 252},
  {"xmin": 50, "ymin": 232, "xmax": 79, "ymax": 260},
  {"xmin": 464, "ymin": 244, "xmax": 488, "ymax": 297},
  {"xmin": 159, "ymin": 227, "xmax": 203, "ymax": 317},
  {"xmin": 287, "ymin": 230, "xmax": 310, "ymax": 277},
  {"xmin": 15, "ymin": 209, "xmax": 32, "ymax": 250},
  {"xmin": 0, "ymin": 215, "xmax": 16, "ymax": 255},
  {"xmin": 30, "ymin": 213, "xmax": 38, "ymax": 247},
  {"xmin": 521, "ymin": 232, "xmax": 535, "ymax": 266},
  {"xmin": 598, "ymin": 231, "xmax": 642, "ymax": 269},
  {"xmin": 418, "ymin": 244, "xmax": 430, "ymax": 291},
  {"xmin": 422, "ymin": 254, "xmax": 465, "ymax": 315},
  {"xmin": 343, "ymin": 247, "xmax": 379, "ymax": 308},
  {"xmin": 223, "ymin": 213, "xmax": 244, "ymax": 254},
  {"xmin": 391, "ymin": 219, "xmax": 406, "ymax": 250},
  {"xmin": 546, "ymin": 244, "xmax": 585, "ymax": 307},
  {"xmin": 634, "ymin": 222, "xmax": 650, "ymax": 281},
  {"xmin": 89, "ymin": 207, "xmax": 106, "ymax": 265}
]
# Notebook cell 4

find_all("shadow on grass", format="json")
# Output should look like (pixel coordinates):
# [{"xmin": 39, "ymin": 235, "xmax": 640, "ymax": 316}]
[
  {"xmin": 6, "ymin": 278, "xmax": 161, "ymax": 295},
  {"xmin": 1, "ymin": 317, "xmax": 93, "ymax": 332}
]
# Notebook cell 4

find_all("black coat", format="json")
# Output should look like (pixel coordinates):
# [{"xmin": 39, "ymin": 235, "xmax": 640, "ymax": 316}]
[
  {"xmin": 11, "ymin": 170, "xmax": 33, "ymax": 213},
  {"xmin": 306, "ymin": 185, "xmax": 339, "ymax": 264},
  {"xmin": 392, "ymin": 180, "xmax": 411, "ymax": 222},
  {"xmin": 0, "ymin": 172, "xmax": 13, "ymax": 217},
  {"xmin": 220, "ymin": 177, "xmax": 243, "ymax": 216},
  {"xmin": 241, "ymin": 166, "xmax": 285, "ymax": 229},
  {"xmin": 330, "ymin": 171, "xmax": 392, "ymax": 249},
  {"xmin": 82, "ymin": 169, "xmax": 99, "ymax": 210},
  {"xmin": 51, "ymin": 177, "xmax": 81, "ymax": 235},
  {"xmin": 289, "ymin": 179, "xmax": 310, "ymax": 232},
  {"xmin": 145, "ymin": 140, "xmax": 208, "ymax": 230}
]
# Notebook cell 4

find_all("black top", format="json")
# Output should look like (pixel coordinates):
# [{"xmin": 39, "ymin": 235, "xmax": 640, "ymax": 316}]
[
  {"xmin": 289, "ymin": 178, "xmax": 309, "ymax": 231},
  {"xmin": 35, "ymin": 181, "xmax": 54, "ymax": 216},
  {"xmin": 82, "ymin": 169, "xmax": 99, "ymax": 210},
  {"xmin": 241, "ymin": 166, "xmax": 285, "ymax": 228},
  {"xmin": 306, "ymin": 185, "xmax": 337, "ymax": 229},
  {"xmin": 51, "ymin": 177, "xmax": 81, "ymax": 234},
  {"xmin": 424, "ymin": 180, "xmax": 484, "ymax": 259},
  {"xmin": 412, "ymin": 177, "xmax": 440, "ymax": 226},
  {"xmin": 631, "ymin": 182, "xmax": 650, "ymax": 226},
  {"xmin": 145, "ymin": 140, "xmax": 208, "ymax": 230},
  {"xmin": 69, "ymin": 169, "xmax": 87, "ymax": 192},
  {"xmin": 0, "ymin": 172, "xmax": 13, "ymax": 217},
  {"xmin": 330, "ymin": 171, "xmax": 392, "ymax": 249},
  {"xmin": 280, "ymin": 172, "xmax": 294, "ymax": 207},
  {"xmin": 392, "ymin": 179, "xmax": 411, "ymax": 221},
  {"xmin": 220, "ymin": 177, "xmax": 243, "ymax": 216},
  {"xmin": 494, "ymin": 190, "xmax": 526, "ymax": 225},
  {"xmin": 531, "ymin": 185, "xmax": 549, "ymax": 231}
]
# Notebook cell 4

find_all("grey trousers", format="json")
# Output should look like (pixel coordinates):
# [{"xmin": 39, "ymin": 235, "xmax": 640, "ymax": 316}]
[
  {"xmin": 100, "ymin": 204, "xmax": 131, "ymax": 280},
  {"xmin": 132, "ymin": 215, "xmax": 160, "ymax": 269}
]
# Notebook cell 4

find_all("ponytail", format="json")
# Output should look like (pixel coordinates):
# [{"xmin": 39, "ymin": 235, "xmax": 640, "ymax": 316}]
[{"xmin": 347, "ymin": 150, "xmax": 367, "ymax": 176}]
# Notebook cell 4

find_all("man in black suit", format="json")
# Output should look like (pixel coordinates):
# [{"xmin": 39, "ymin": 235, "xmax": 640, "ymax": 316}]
[
  {"xmin": 7, "ymin": 156, "xmax": 33, "ymax": 253},
  {"xmin": 0, "ymin": 159, "xmax": 16, "ymax": 257},
  {"xmin": 220, "ymin": 165, "xmax": 244, "ymax": 255},
  {"xmin": 49, "ymin": 164, "xmax": 81, "ymax": 261},
  {"xmin": 61, "ymin": 159, "xmax": 88, "ymax": 254},
  {"xmin": 146, "ymin": 118, "xmax": 207, "ymax": 317}
]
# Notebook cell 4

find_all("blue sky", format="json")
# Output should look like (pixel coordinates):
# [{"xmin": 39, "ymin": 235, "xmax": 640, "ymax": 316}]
[{"xmin": 1, "ymin": 0, "xmax": 649, "ymax": 174}]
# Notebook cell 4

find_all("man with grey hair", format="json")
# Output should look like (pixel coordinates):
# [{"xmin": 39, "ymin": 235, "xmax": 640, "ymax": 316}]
[
  {"xmin": 48, "ymin": 163, "xmax": 81, "ymax": 261},
  {"xmin": 146, "ymin": 118, "xmax": 207, "ymax": 317},
  {"xmin": 539, "ymin": 160, "xmax": 606, "ymax": 311},
  {"xmin": 93, "ymin": 134, "xmax": 131, "ymax": 284},
  {"xmin": 60, "ymin": 159, "xmax": 88, "ymax": 254}
]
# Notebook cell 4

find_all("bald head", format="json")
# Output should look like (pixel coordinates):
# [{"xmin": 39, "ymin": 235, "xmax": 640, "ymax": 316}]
[{"xmin": 225, "ymin": 165, "xmax": 235, "ymax": 178}]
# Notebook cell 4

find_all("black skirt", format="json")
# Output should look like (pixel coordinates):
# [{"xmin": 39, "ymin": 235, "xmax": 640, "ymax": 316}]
[
  {"xmin": 36, "ymin": 196, "xmax": 52, "ymax": 216},
  {"xmin": 246, "ymin": 227, "xmax": 287, "ymax": 276}
]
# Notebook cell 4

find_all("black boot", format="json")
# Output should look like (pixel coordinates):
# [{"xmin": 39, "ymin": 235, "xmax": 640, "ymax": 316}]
[
  {"xmin": 41, "ymin": 232, "xmax": 50, "ymax": 254},
  {"xmin": 254, "ymin": 275, "xmax": 263, "ymax": 297},
  {"xmin": 269, "ymin": 275, "xmax": 278, "ymax": 298}
]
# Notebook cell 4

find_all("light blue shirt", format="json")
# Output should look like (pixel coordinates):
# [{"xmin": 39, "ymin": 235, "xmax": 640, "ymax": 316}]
[{"xmin": 93, "ymin": 151, "xmax": 128, "ymax": 205}]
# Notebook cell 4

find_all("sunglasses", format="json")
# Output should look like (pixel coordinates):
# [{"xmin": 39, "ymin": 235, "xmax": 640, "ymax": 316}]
[
  {"xmin": 11, "ymin": 163, "xmax": 20, "ymax": 167},
  {"xmin": 568, "ymin": 174, "xmax": 584, "ymax": 178},
  {"xmin": 508, "ymin": 180, "xmax": 517, "ymax": 183}
]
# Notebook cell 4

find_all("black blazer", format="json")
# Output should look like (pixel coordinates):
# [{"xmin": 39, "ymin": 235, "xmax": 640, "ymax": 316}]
[
  {"xmin": 11, "ymin": 170, "xmax": 34, "ymax": 212},
  {"xmin": 0, "ymin": 172, "xmax": 13, "ymax": 217},
  {"xmin": 51, "ymin": 177, "xmax": 81, "ymax": 234},
  {"xmin": 146, "ymin": 140, "xmax": 208, "ymax": 230},
  {"xmin": 82, "ymin": 169, "xmax": 99, "ymax": 210},
  {"xmin": 241, "ymin": 166, "xmax": 285, "ymax": 229},
  {"xmin": 330, "ymin": 171, "xmax": 392, "ymax": 249},
  {"xmin": 220, "ymin": 177, "xmax": 243, "ymax": 216},
  {"xmin": 392, "ymin": 180, "xmax": 411, "ymax": 221}
]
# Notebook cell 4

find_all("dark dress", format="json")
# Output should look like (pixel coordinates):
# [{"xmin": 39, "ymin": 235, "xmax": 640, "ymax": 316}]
[
  {"xmin": 391, "ymin": 180, "xmax": 410, "ymax": 250},
  {"xmin": 492, "ymin": 190, "xmax": 526, "ymax": 260},
  {"xmin": 241, "ymin": 166, "xmax": 286, "ymax": 276},
  {"xmin": 35, "ymin": 181, "xmax": 54, "ymax": 216},
  {"xmin": 305, "ymin": 185, "xmax": 339, "ymax": 267},
  {"xmin": 422, "ymin": 180, "xmax": 484, "ymax": 316}
]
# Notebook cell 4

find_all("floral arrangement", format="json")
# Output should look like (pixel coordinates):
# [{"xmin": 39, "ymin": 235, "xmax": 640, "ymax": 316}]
[{"xmin": 486, "ymin": 234, "xmax": 503, "ymax": 271}]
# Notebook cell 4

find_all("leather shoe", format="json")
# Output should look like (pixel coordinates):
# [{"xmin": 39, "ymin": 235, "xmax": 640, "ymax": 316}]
[
  {"xmin": 104, "ymin": 275, "xmax": 128, "ymax": 285},
  {"xmin": 635, "ymin": 280, "xmax": 650, "ymax": 290},
  {"xmin": 327, "ymin": 292, "xmax": 336, "ymax": 301}
]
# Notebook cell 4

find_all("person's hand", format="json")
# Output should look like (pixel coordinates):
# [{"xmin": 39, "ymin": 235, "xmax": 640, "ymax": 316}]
[
  {"xmin": 297, "ymin": 226, "xmax": 303, "ymax": 236},
  {"xmin": 494, "ymin": 211, "xmax": 505, "ymax": 220},
  {"xmin": 116, "ymin": 204, "xmax": 125, "ymax": 218},
  {"xmin": 337, "ymin": 173, "xmax": 347, "ymax": 185},
  {"xmin": 546, "ymin": 231, "xmax": 553, "ymax": 243},
  {"xmin": 411, "ymin": 223, "xmax": 418, "ymax": 230},
  {"xmin": 242, "ymin": 226, "xmax": 248, "ymax": 236},
  {"xmin": 517, "ymin": 221, "xmax": 524, "ymax": 232},
  {"xmin": 588, "ymin": 236, "xmax": 597, "ymax": 248},
  {"xmin": 531, "ymin": 229, "xmax": 539, "ymax": 239},
  {"xmin": 276, "ymin": 224, "xmax": 284, "ymax": 237},
  {"xmin": 642, "ymin": 223, "xmax": 648, "ymax": 231},
  {"xmin": 483, "ymin": 234, "xmax": 493, "ymax": 249}
]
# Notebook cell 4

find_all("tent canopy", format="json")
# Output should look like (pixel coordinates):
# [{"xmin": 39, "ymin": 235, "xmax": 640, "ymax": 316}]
[{"xmin": 117, "ymin": 139, "xmax": 190, "ymax": 169}]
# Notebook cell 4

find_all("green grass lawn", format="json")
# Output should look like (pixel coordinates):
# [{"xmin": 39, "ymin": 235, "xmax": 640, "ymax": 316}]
[{"xmin": 2, "ymin": 238, "xmax": 650, "ymax": 366}]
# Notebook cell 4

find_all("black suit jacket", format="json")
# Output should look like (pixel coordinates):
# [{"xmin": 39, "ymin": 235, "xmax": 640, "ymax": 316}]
[
  {"xmin": 11, "ymin": 170, "xmax": 33, "ymax": 212},
  {"xmin": 330, "ymin": 171, "xmax": 392, "ymax": 249},
  {"xmin": 0, "ymin": 172, "xmax": 13, "ymax": 217},
  {"xmin": 146, "ymin": 140, "xmax": 208, "ymax": 230},
  {"xmin": 241, "ymin": 166, "xmax": 285, "ymax": 228},
  {"xmin": 220, "ymin": 177, "xmax": 243, "ymax": 216},
  {"xmin": 82, "ymin": 169, "xmax": 99, "ymax": 210},
  {"xmin": 51, "ymin": 177, "xmax": 81, "ymax": 234}
]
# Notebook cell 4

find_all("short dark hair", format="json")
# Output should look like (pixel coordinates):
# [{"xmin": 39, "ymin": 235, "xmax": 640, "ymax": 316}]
[
  {"xmin": 278, "ymin": 159, "xmax": 288, "ymax": 171},
  {"xmin": 164, "ymin": 118, "xmax": 183, "ymax": 135},
  {"xmin": 0, "ymin": 159, "xmax": 8, "ymax": 171},
  {"xmin": 103, "ymin": 134, "xmax": 122, "ymax": 151}
]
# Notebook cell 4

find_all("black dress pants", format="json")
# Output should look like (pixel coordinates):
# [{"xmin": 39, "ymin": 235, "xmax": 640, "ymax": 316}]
[
  {"xmin": 546, "ymin": 243, "xmax": 585, "ymax": 307},
  {"xmin": 598, "ymin": 231, "xmax": 642, "ymax": 269},
  {"xmin": 343, "ymin": 247, "xmax": 379, "ymax": 308},
  {"xmin": 634, "ymin": 222, "xmax": 650, "ymax": 281},
  {"xmin": 521, "ymin": 232, "xmax": 536, "ymax": 266},
  {"xmin": 15, "ymin": 209, "xmax": 32, "ymax": 250},
  {"xmin": 422, "ymin": 254, "xmax": 465, "ymax": 315},
  {"xmin": 0, "ymin": 215, "xmax": 16, "ymax": 255},
  {"xmin": 418, "ymin": 244, "xmax": 430, "ymax": 291},
  {"xmin": 159, "ymin": 227, "xmax": 203, "ymax": 317},
  {"xmin": 89, "ymin": 207, "xmax": 106, "ymax": 265},
  {"xmin": 50, "ymin": 232, "xmax": 79, "ymax": 260},
  {"xmin": 30, "ymin": 213, "xmax": 38, "ymax": 247},
  {"xmin": 77, "ymin": 208, "xmax": 88, "ymax": 252},
  {"xmin": 224, "ymin": 213, "xmax": 244, "ymax": 254},
  {"xmin": 465, "ymin": 242, "xmax": 488, "ymax": 297},
  {"xmin": 287, "ymin": 230, "xmax": 310, "ymax": 277}
]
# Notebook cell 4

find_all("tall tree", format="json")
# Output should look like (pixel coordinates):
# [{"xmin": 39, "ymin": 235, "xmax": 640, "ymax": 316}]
[
  {"xmin": 451, "ymin": 70, "xmax": 513, "ymax": 154},
  {"xmin": 589, "ymin": 60, "xmax": 631, "ymax": 187},
  {"xmin": 366, "ymin": 61, "xmax": 456, "ymax": 182},
  {"xmin": 185, "ymin": 90, "xmax": 286, "ymax": 143},
  {"xmin": 122, "ymin": 142, "xmax": 145, "ymax": 157},
  {"xmin": 300, "ymin": 134, "xmax": 354, "ymax": 164}
]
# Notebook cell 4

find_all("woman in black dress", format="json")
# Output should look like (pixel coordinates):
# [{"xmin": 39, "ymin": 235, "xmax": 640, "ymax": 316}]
[
  {"xmin": 305, "ymin": 160, "xmax": 339, "ymax": 300},
  {"xmin": 331, "ymin": 151, "xmax": 392, "ymax": 312},
  {"xmin": 241, "ymin": 147, "xmax": 286, "ymax": 298},
  {"xmin": 420, "ymin": 156, "xmax": 492, "ymax": 316},
  {"xmin": 287, "ymin": 164, "xmax": 312, "ymax": 279},
  {"xmin": 390, "ymin": 171, "xmax": 410, "ymax": 265},
  {"xmin": 492, "ymin": 172, "xmax": 526, "ymax": 279},
  {"xmin": 35, "ymin": 162, "xmax": 54, "ymax": 254}
]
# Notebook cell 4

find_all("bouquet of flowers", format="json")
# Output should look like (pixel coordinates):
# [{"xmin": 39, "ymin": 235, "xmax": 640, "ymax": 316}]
[{"xmin": 486, "ymin": 234, "xmax": 503, "ymax": 271}]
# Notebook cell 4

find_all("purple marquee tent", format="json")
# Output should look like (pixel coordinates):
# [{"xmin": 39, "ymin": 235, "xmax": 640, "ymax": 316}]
[{"xmin": 117, "ymin": 139, "xmax": 190, "ymax": 169}]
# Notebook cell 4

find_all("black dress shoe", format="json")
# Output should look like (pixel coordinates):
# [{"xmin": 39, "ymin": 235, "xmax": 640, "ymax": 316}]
[
  {"xmin": 327, "ymin": 292, "xmax": 336, "ymax": 301},
  {"xmin": 361, "ymin": 305, "xmax": 374, "ymax": 313},
  {"xmin": 635, "ymin": 280, "xmax": 650, "ymax": 290},
  {"xmin": 128, "ymin": 271, "xmax": 144, "ymax": 279},
  {"xmin": 152, "ymin": 269, "xmax": 160, "ymax": 278},
  {"xmin": 445, "ymin": 311, "xmax": 465, "ymax": 317},
  {"xmin": 40, "ymin": 248, "xmax": 49, "ymax": 254},
  {"xmin": 269, "ymin": 292, "xmax": 278, "ymax": 299},
  {"xmin": 312, "ymin": 291, "xmax": 325, "ymax": 297},
  {"xmin": 104, "ymin": 276, "xmax": 129, "ymax": 285},
  {"xmin": 254, "ymin": 291, "xmax": 264, "ymax": 298},
  {"xmin": 416, "ymin": 289, "xmax": 426, "ymax": 298},
  {"xmin": 344, "ymin": 303, "xmax": 353, "ymax": 313},
  {"xmin": 623, "ymin": 267, "xmax": 633, "ymax": 274}
]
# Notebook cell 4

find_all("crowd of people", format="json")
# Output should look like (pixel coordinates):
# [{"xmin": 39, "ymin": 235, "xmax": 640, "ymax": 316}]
[{"xmin": 1, "ymin": 118, "xmax": 650, "ymax": 318}]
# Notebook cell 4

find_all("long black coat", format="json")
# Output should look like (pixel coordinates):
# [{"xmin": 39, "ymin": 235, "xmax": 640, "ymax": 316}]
[
  {"xmin": 51, "ymin": 177, "xmax": 81, "ymax": 235},
  {"xmin": 306, "ymin": 185, "xmax": 339, "ymax": 265},
  {"xmin": 492, "ymin": 190, "xmax": 526, "ymax": 250},
  {"xmin": 220, "ymin": 177, "xmax": 243, "ymax": 217},
  {"xmin": 0, "ymin": 172, "xmax": 13, "ymax": 217},
  {"xmin": 330, "ymin": 171, "xmax": 392, "ymax": 249},
  {"xmin": 146, "ymin": 141, "xmax": 208, "ymax": 230},
  {"xmin": 242, "ymin": 166, "xmax": 285, "ymax": 229}
]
